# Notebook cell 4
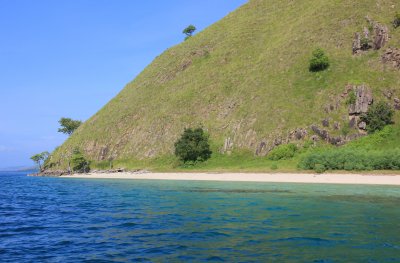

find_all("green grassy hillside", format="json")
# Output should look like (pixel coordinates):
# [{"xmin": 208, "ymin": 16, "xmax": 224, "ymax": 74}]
[{"xmin": 50, "ymin": 0, "xmax": 400, "ymax": 170}]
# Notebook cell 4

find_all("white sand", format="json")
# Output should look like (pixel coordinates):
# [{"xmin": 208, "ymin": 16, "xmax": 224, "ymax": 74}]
[{"xmin": 61, "ymin": 172, "xmax": 400, "ymax": 186}]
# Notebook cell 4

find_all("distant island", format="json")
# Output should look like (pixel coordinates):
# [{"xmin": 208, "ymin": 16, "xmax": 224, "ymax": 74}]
[{"xmin": 1, "ymin": 166, "xmax": 37, "ymax": 173}]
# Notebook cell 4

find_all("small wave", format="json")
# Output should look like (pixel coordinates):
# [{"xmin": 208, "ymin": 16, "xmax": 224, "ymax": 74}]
[
  {"xmin": 266, "ymin": 206, "xmax": 287, "ymax": 211},
  {"xmin": 55, "ymin": 240, "xmax": 73, "ymax": 246},
  {"xmin": 206, "ymin": 256, "xmax": 225, "ymax": 262},
  {"xmin": 117, "ymin": 222, "xmax": 138, "ymax": 228},
  {"xmin": 133, "ymin": 257, "xmax": 151, "ymax": 262},
  {"xmin": 190, "ymin": 231, "xmax": 230, "ymax": 238},
  {"xmin": 270, "ymin": 237, "xmax": 332, "ymax": 244},
  {"xmin": 187, "ymin": 188, "xmax": 292, "ymax": 194},
  {"xmin": 12, "ymin": 226, "xmax": 47, "ymax": 233},
  {"xmin": 382, "ymin": 243, "xmax": 400, "ymax": 249}
]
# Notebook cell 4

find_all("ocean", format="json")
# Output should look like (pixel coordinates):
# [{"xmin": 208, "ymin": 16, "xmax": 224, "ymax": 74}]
[{"xmin": 1, "ymin": 171, "xmax": 399, "ymax": 262}]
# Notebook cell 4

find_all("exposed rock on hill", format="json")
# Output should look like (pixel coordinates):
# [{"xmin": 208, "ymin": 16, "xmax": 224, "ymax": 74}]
[
  {"xmin": 382, "ymin": 47, "xmax": 400, "ymax": 69},
  {"xmin": 353, "ymin": 17, "xmax": 389, "ymax": 54},
  {"xmin": 394, "ymin": 98, "xmax": 400, "ymax": 110},
  {"xmin": 348, "ymin": 85, "xmax": 373, "ymax": 115},
  {"xmin": 370, "ymin": 21, "xmax": 389, "ymax": 50}
]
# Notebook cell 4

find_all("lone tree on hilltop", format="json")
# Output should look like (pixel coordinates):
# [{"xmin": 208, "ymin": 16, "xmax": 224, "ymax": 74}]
[
  {"xmin": 183, "ymin": 25, "xmax": 196, "ymax": 40},
  {"xmin": 174, "ymin": 127, "xmax": 212, "ymax": 163},
  {"xmin": 58, "ymin": 117, "xmax": 82, "ymax": 135},
  {"xmin": 30, "ymin": 151, "xmax": 50, "ymax": 171}
]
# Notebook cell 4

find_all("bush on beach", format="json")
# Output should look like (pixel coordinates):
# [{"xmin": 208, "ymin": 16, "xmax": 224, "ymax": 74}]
[
  {"xmin": 299, "ymin": 148, "xmax": 400, "ymax": 172},
  {"xmin": 174, "ymin": 128, "xmax": 212, "ymax": 163},
  {"xmin": 71, "ymin": 149, "xmax": 90, "ymax": 173},
  {"xmin": 267, "ymin": 143, "xmax": 298, "ymax": 161}
]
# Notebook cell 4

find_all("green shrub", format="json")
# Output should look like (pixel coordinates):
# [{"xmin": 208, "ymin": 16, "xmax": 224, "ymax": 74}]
[
  {"xmin": 71, "ymin": 149, "xmax": 90, "ymax": 173},
  {"xmin": 174, "ymin": 128, "xmax": 212, "ymax": 163},
  {"xmin": 345, "ymin": 91, "xmax": 356, "ymax": 106},
  {"xmin": 183, "ymin": 25, "xmax": 196, "ymax": 40},
  {"xmin": 393, "ymin": 13, "xmax": 400, "ymax": 28},
  {"xmin": 267, "ymin": 143, "xmax": 298, "ymax": 161},
  {"xmin": 360, "ymin": 37, "xmax": 371, "ymax": 50},
  {"xmin": 302, "ymin": 140, "xmax": 314, "ymax": 149},
  {"xmin": 309, "ymin": 48, "xmax": 330, "ymax": 72},
  {"xmin": 270, "ymin": 163, "xmax": 278, "ymax": 170},
  {"xmin": 314, "ymin": 164, "xmax": 326, "ymax": 173},
  {"xmin": 299, "ymin": 148, "xmax": 400, "ymax": 172},
  {"xmin": 361, "ymin": 101, "xmax": 394, "ymax": 133},
  {"xmin": 341, "ymin": 123, "xmax": 351, "ymax": 136}
]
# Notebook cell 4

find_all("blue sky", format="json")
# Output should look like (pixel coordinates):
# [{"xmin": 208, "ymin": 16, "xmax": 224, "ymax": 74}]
[{"xmin": 0, "ymin": 0, "xmax": 247, "ymax": 169}]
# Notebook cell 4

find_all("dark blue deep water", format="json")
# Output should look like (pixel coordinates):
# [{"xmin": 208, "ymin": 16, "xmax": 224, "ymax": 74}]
[{"xmin": 1, "ymin": 171, "xmax": 400, "ymax": 262}]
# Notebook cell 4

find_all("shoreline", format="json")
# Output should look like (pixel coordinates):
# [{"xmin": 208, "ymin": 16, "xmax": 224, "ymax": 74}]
[{"xmin": 60, "ymin": 172, "xmax": 400, "ymax": 186}]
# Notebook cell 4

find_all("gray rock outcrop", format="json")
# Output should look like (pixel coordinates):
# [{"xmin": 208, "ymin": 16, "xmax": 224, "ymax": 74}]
[
  {"xmin": 311, "ymin": 125, "xmax": 329, "ymax": 141},
  {"xmin": 221, "ymin": 137, "xmax": 234, "ymax": 154},
  {"xmin": 348, "ymin": 85, "xmax": 373, "ymax": 115},
  {"xmin": 358, "ymin": 122, "xmax": 367, "ymax": 130},
  {"xmin": 394, "ymin": 98, "xmax": 400, "ymax": 110},
  {"xmin": 372, "ymin": 23, "xmax": 389, "ymax": 50},
  {"xmin": 382, "ymin": 48, "xmax": 400, "ymax": 69},
  {"xmin": 352, "ymin": 32, "xmax": 362, "ymax": 54},
  {"xmin": 353, "ymin": 17, "xmax": 389, "ymax": 54},
  {"xmin": 311, "ymin": 124, "xmax": 346, "ymax": 146}
]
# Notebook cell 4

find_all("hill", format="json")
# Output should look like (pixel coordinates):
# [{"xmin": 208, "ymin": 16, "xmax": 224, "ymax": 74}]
[{"xmin": 49, "ymin": 0, "xmax": 400, "ymax": 171}]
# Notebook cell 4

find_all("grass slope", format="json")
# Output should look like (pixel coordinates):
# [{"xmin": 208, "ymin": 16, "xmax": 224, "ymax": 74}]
[{"xmin": 50, "ymin": 0, "xmax": 400, "ymax": 170}]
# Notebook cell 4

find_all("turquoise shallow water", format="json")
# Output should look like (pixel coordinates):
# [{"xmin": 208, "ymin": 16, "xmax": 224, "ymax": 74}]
[{"xmin": 1, "ymin": 172, "xmax": 400, "ymax": 262}]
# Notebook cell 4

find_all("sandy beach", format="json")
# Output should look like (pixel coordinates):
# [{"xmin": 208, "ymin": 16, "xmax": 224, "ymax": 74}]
[{"xmin": 61, "ymin": 172, "xmax": 400, "ymax": 186}]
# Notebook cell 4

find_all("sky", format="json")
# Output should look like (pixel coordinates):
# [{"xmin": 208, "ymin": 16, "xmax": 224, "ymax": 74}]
[{"xmin": 0, "ymin": 0, "xmax": 247, "ymax": 169}]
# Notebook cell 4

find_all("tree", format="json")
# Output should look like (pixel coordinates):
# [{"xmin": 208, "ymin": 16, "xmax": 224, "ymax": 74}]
[
  {"xmin": 309, "ymin": 48, "xmax": 330, "ymax": 72},
  {"xmin": 58, "ymin": 118, "xmax": 82, "ymax": 135},
  {"xmin": 361, "ymin": 101, "xmax": 394, "ymax": 133},
  {"xmin": 360, "ymin": 37, "xmax": 372, "ymax": 50},
  {"xmin": 183, "ymin": 25, "xmax": 196, "ymax": 40},
  {"xmin": 30, "ymin": 151, "xmax": 50, "ymax": 171},
  {"xmin": 393, "ymin": 13, "xmax": 400, "ymax": 28},
  {"xmin": 71, "ymin": 149, "xmax": 90, "ymax": 173},
  {"xmin": 174, "ymin": 128, "xmax": 212, "ymax": 163}
]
